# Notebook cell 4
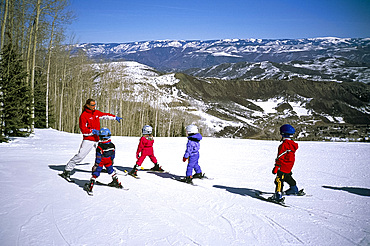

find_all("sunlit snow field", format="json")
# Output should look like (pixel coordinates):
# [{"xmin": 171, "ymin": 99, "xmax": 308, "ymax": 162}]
[{"xmin": 0, "ymin": 129, "xmax": 369, "ymax": 245}]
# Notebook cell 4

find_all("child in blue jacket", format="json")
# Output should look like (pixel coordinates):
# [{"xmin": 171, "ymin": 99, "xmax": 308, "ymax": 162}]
[
  {"xmin": 84, "ymin": 128, "xmax": 122, "ymax": 194},
  {"xmin": 182, "ymin": 124, "xmax": 204, "ymax": 184}
]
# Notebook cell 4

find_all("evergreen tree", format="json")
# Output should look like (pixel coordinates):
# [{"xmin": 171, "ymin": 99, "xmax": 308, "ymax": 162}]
[
  {"xmin": 0, "ymin": 39, "xmax": 31, "ymax": 139},
  {"xmin": 34, "ymin": 68, "xmax": 47, "ymax": 128}
]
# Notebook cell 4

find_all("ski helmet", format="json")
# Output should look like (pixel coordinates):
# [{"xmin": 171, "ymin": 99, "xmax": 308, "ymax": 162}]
[
  {"xmin": 142, "ymin": 125, "xmax": 153, "ymax": 135},
  {"xmin": 99, "ymin": 127, "xmax": 111, "ymax": 140},
  {"xmin": 186, "ymin": 124, "xmax": 198, "ymax": 134},
  {"xmin": 280, "ymin": 124, "xmax": 295, "ymax": 137}
]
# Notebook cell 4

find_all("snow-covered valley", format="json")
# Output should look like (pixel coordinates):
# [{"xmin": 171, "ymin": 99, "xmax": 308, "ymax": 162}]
[{"xmin": 1, "ymin": 129, "xmax": 369, "ymax": 245}]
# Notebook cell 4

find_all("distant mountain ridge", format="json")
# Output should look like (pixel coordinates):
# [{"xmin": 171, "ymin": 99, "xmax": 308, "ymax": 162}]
[
  {"xmin": 76, "ymin": 37, "xmax": 370, "ymax": 140},
  {"xmin": 92, "ymin": 61, "xmax": 370, "ymax": 141},
  {"xmin": 73, "ymin": 37, "xmax": 370, "ymax": 74},
  {"xmin": 184, "ymin": 58, "xmax": 370, "ymax": 83}
]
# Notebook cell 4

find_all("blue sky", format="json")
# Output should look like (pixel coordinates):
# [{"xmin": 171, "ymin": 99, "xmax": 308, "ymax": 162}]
[{"xmin": 68, "ymin": 0, "xmax": 370, "ymax": 43}]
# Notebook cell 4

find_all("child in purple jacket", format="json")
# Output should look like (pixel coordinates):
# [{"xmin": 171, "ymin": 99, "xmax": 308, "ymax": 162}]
[{"xmin": 182, "ymin": 124, "xmax": 204, "ymax": 184}]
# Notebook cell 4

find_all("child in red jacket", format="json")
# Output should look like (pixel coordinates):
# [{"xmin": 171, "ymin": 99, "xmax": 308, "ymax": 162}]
[
  {"xmin": 271, "ymin": 124, "xmax": 300, "ymax": 203},
  {"xmin": 128, "ymin": 125, "xmax": 163, "ymax": 177}
]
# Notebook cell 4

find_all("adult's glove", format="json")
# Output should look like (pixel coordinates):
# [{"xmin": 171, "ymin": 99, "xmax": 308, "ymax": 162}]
[
  {"xmin": 92, "ymin": 129, "xmax": 100, "ymax": 135},
  {"xmin": 272, "ymin": 165, "xmax": 279, "ymax": 174},
  {"xmin": 116, "ymin": 116, "xmax": 122, "ymax": 123},
  {"xmin": 183, "ymin": 157, "xmax": 188, "ymax": 162}
]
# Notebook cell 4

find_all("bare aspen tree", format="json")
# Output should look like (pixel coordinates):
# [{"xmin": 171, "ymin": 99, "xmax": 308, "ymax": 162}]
[
  {"xmin": 0, "ymin": 0, "xmax": 9, "ymax": 52},
  {"xmin": 29, "ymin": 0, "xmax": 42, "ymax": 132}
]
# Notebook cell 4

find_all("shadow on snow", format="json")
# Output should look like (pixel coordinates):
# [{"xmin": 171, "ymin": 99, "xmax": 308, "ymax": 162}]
[
  {"xmin": 48, "ymin": 163, "xmax": 132, "ymax": 190},
  {"xmin": 322, "ymin": 185, "xmax": 370, "ymax": 197},
  {"xmin": 213, "ymin": 185, "xmax": 273, "ymax": 198}
]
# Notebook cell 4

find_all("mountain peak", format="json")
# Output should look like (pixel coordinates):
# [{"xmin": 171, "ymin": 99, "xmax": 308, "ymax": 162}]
[{"xmin": 72, "ymin": 37, "xmax": 370, "ymax": 72}]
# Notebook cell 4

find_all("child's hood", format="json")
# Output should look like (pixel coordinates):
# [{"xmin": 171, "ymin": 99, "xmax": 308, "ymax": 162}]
[
  {"xmin": 284, "ymin": 139, "xmax": 298, "ymax": 151},
  {"xmin": 188, "ymin": 133, "xmax": 202, "ymax": 141}
]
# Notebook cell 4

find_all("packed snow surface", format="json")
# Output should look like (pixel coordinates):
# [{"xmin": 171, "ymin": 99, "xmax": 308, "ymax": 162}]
[{"xmin": 1, "ymin": 129, "xmax": 369, "ymax": 245}]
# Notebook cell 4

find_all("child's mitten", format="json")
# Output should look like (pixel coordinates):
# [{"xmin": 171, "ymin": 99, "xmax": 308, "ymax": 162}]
[{"xmin": 272, "ymin": 165, "xmax": 279, "ymax": 174}]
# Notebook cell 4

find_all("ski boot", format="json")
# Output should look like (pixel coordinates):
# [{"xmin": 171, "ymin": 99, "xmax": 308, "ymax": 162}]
[
  {"xmin": 193, "ymin": 172, "xmax": 204, "ymax": 179},
  {"xmin": 150, "ymin": 163, "xmax": 164, "ymax": 172},
  {"xmin": 108, "ymin": 175, "xmax": 123, "ymax": 188},
  {"xmin": 59, "ymin": 170, "xmax": 73, "ymax": 182},
  {"xmin": 284, "ymin": 185, "xmax": 299, "ymax": 195},
  {"xmin": 268, "ymin": 192, "xmax": 285, "ymax": 204},
  {"xmin": 129, "ymin": 165, "xmax": 138, "ymax": 176},
  {"xmin": 84, "ymin": 178, "xmax": 95, "ymax": 195},
  {"xmin": 60, "ymin": 170, "xmax": 71, "ymax": 178},
  {"xmin": 180, "ymin": 176, "xmax": 194, "ymax": 185}
]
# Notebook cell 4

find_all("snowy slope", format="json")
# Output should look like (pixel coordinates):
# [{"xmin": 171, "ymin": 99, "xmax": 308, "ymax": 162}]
[{"xmin": 1, "ymin": 129, "xmax": 369, "ymax": 245}]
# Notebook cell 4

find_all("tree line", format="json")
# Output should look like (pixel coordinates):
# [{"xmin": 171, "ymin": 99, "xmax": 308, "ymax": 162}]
[
  {"xmin": 88, "ymin": 62, "xmax": 203, "ymax": 137},
  {"xmin": 0, "ymin": 0, "xmax": 202, "ymax": 142}
]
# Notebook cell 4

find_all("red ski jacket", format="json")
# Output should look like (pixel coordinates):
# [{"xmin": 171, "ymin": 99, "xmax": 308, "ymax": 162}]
[
  {"xmin": 79, "ymin": 107, "xmax": 116, "ymax": 142},
  {"xmin": 275, "ymin": 139, "xmax": 298, "ymax": 173},
  {"xmin": 136, "ymin": 135, "xmax": 154, "ymax": 158}
]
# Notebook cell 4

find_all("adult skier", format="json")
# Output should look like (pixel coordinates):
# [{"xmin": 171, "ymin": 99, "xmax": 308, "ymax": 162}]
[
  {"xmin": 60, "ymin": 99, "xmax": 122, "ymax": 181},
  {"xmin": 271, "ymin": 124, "xmax": 300, "ymax": 203}
]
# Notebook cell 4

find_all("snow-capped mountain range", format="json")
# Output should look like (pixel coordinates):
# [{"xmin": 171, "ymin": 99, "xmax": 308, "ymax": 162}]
[
  {"xmin": 70, "ymin": 37, "xmax": 370, "ymax": 140},
  {"xmin": 184, "ymin": 58, "xmax": 370, "ymax": 83},
  {"xmin": 93, "ymin": 61, "xmax": 370, "ymax": 141},
  {"xmin": 73, "ymin": 37, "xmax": 370, "ymax": 83}
]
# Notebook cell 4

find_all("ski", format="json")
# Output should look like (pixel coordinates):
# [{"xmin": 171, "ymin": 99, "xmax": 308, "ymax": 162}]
[
  {"xmin": 255, "ymin": 191, "xmax": 289, "ymax": 207},
  {"xmin": 58, "ymin": 173, "xmax": 75, "ymax": 183},
  {"xmin": 83, "ymin": 183, "xmax": 93, "ymax": 196},
  {"xmin": 95, "ymin": 181, "xmax": 129, "ymax": 190},
  {"xmin": 261, "ymin": 189, "xmax": 309, "ymax": 197},
  {"xmin": 193, "ymin": 174, "xmax": 213, "ymax": 180},
  {"xmin": 171, "ymin": 177, "xmax": 197, "ymax": 186},
  {"xmin": 258, "ymin": 191, "xmax": 275, "ymax": 195},
  {"xmin": 141, "ymin": 168, "xmax": 168, "ymax": 173},
  {"xmin": 124, "ymin": 170, "xmax": 140, "ymax": 179}
]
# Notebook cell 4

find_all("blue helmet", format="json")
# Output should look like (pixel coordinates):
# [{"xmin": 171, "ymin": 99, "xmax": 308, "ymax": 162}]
[
  {"xmin": 99, "ymin": 127, "xmax": 111, "ymax": 140},
  {"xmin": 280, "ymin": 124, "xmax": 295, "ymax": 137}
]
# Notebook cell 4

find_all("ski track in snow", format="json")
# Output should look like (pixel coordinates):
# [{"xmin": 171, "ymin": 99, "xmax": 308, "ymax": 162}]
[
  {"xmin": 263, "ymin": 215, "xmax": 304, "ymax": 244},
  {"xmin": 0, "ymin": 129, "xmax": 369, "ymax": 245}
]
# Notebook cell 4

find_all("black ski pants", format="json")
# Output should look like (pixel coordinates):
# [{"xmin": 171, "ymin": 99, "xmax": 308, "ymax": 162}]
[{"xmin": 274, "ymin": 170, "xmax": 296, "ymax": 193}]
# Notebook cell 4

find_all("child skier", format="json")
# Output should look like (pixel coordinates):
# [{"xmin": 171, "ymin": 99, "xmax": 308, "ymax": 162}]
[
  {"xmin": 182, "ymin": 124, "xmax": 204, "ymax": 184},
  {"xmin": 128, "ymin": 125, "xmax": 163, "ymax": 177},
  {"xmin": 84, "ymin": 127, "xmax": 122, "ymax": 195},
  {"xmin": 271, "ymin": 124, "xmax": 300, "ymax": 203}
]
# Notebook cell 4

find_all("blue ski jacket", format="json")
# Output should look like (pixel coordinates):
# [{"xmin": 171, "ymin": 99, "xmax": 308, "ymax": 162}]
[{"xmin": 184, "ymin": 133, "xmax": 202, "ymax": 159}]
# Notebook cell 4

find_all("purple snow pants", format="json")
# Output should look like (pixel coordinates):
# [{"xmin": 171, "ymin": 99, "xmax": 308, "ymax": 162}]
[{"xmin": 186, "ymin": 153, "xmax": 202, "ymax": 177}]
